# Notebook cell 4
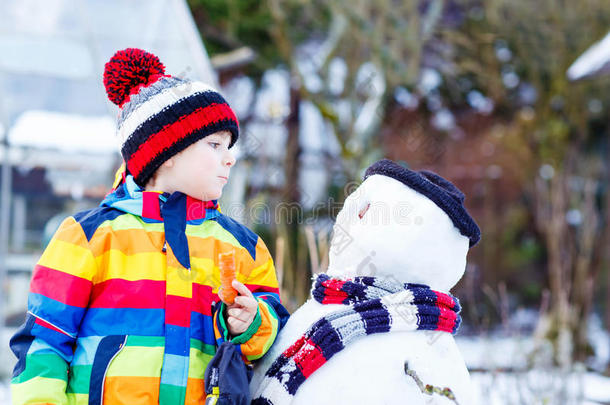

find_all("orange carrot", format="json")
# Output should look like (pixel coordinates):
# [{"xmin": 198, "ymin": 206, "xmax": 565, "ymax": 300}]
[{"xmin": 218, "ymin": 251, "xmax": 238, "ymax": 304}]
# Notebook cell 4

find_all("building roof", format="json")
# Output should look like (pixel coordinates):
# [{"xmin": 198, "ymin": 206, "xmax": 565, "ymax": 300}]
[{"xmin": 0, "ymin": 0, "xmax": 217, "ymax": 153}]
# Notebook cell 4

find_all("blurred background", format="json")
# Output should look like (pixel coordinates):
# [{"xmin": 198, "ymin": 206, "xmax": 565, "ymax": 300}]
[{"xmin": 1, "ymin": 0, "xmax": 609, "ymax": 403}]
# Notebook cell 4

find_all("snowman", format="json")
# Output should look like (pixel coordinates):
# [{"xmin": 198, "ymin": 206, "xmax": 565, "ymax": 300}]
[{"xmin": 251, "ymin": 159, "xmax": 480, "ymax": 405}]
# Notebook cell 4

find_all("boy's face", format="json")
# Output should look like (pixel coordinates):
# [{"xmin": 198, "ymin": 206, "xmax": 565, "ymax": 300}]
[{"xmin": 163, "ymin": 130, "xmax": 236, "ymax": 200}]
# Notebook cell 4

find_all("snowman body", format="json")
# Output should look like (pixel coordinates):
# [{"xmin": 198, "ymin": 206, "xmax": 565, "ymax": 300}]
[{"xmin": 251, "ymin": 172, "xmax": 475, "ymax": 404}]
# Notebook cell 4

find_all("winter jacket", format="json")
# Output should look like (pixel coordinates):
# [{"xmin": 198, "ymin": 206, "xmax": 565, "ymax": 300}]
[{"xmin": 10, "ymin": 175, "xmax": 289, "ymax": 405}]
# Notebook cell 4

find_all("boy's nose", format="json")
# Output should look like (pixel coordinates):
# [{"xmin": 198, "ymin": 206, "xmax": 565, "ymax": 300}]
[{"xmin": 224, "ymin": 149, "xmax": 236, "ymax": 167}]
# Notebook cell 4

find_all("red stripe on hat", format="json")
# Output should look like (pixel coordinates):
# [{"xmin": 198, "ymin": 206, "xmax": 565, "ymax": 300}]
[
  {"xmin": 128, "ymin": 103, "xmax": 237, "ymax": 178},
  {"xmin": 30, "ymin": 265, "xmax": 92, "ymax": 308}
]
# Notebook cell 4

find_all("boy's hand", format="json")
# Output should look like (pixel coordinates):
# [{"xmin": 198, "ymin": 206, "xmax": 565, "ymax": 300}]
[{"xmin": 223, "ymin": 280, "xmax": 258, "ymax": 336}]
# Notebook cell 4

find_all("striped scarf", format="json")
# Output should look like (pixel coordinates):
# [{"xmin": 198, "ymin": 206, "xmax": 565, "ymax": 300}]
[{"xmin": 252, "ymin": 274, "xmax": 461, "ymax": 404}]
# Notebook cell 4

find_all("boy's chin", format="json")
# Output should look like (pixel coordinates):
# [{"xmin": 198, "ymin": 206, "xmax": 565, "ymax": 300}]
[
  {"xmin": 182, "ymin": 189, "xmax": 221, "ymax": 201},
  {"xmin": 200, "ymin": 190, "xmax": 222, "ymax": 201}
]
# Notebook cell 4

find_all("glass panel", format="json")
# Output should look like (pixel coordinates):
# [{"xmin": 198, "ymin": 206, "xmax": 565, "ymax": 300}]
[
  {"xmin": 0, "ymin": 73, "xmax": 108, "ymax": 126},
  {"xmin": 82, "ymin": 0, "xmax": 166, "ymax": 41},
  {"xmin": 0, "ymin": 36, "xmax": 93, "ymax": 79},
  {"xmin": 0, "ymin": 0, "xmax": 81, "ymax": 36}
]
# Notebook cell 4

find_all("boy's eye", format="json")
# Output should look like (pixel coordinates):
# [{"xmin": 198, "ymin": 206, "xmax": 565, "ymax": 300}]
[{"xmin": 209, "ymin": 142, "xmax": 220, "ymax": 149}]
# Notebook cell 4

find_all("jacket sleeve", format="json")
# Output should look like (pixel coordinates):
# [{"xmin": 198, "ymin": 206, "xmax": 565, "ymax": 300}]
[
  {"xmin": 213, "ymin": 237, "xmax": 290, "ymax": 362},
  {"xmin": 10, "ymin": 216, "xmax": 96, "ymax": 404}
]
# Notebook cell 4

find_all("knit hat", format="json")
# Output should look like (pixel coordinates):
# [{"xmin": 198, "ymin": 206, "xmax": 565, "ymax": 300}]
[
  {"xmin": 364, "ymin": 159, "xmax": 481, "ymax": 247},
  {"xmin": 103, "ymin": 48, "xmax": 239, "ymax": 187}
]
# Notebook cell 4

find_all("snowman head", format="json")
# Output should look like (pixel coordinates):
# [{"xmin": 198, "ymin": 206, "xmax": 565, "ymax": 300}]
[{"xmin": 327, "ymin": 159, "xmax": 480, "ymax": 292}]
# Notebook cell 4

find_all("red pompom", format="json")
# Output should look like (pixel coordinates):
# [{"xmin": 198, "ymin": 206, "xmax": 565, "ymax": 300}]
[{"xmin": 103, "ymin": 48, "xmax": 166, "ymax": 106}]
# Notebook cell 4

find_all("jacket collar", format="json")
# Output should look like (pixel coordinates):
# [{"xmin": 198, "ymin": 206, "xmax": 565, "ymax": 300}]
[{"xmin": 101, "ymin": 175, "xmax": 219, "ymax": 221}]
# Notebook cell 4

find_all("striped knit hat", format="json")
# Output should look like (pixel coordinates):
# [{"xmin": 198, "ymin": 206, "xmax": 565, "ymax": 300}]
[{"xmin": 103, "ymin": 48, "xmax": 239, "ymax": 187}]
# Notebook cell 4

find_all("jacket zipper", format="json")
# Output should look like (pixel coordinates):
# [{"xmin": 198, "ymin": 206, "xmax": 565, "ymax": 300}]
[{"xmin": 99, "ymin": 335, "xmax": 127, "ymax": 405}]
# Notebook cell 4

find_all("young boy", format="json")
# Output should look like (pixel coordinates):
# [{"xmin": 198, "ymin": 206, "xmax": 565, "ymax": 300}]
[{"xmin": 10, "ymin": 48, "xmax": 289, "ymax": 405}]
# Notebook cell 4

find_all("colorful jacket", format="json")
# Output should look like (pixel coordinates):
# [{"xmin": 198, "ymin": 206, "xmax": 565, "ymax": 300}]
[{"xmin": 10, "ymin": 175, "xmax": 289, "ymax": 405}]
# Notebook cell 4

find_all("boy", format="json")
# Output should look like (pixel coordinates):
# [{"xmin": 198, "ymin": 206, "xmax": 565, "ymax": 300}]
[{"xmin": 10, "ymin": 48, "xmax": 289, "ymax": 405}]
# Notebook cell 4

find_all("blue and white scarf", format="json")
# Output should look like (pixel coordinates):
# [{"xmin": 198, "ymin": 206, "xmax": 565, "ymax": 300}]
[{"xmin": 252, "ymin": 274, "xmax": 461, "ymax": 404}]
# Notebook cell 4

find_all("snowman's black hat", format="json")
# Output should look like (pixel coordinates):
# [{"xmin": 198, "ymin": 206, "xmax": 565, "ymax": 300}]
[{"xmin": 364, "ymin": 159, "xmax": 481, "ymax": 247}]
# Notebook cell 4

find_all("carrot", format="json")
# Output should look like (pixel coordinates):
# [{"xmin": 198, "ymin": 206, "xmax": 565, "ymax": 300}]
[{"xmin": 218, "ymin": 251, "xmax": 238, "ymax": 304}]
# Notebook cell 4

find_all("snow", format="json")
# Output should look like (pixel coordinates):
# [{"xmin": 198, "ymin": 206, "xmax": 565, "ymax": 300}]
[
  {"xmin": 567, "ymin": 31, "xmax": 610, "ymax": 80},
  {"xmin": 468, "ymin": 368, "xmax": 610, "ymax": 405},
  {"xmin": 456, "ymin": 335, "xmax": 610, "ymax": 405},
  {"xmin": 1, "ymin": 327, "xmax": 16, "ymax": 404},
  {"xmin": 588, "ymin": 315, "xmax": 610, "ymax": 372},
  {"xmin": 584, "ymin": 372, "xmax": 610, "ymax": 403},
  {"xmin": 7, "ymin": 110, "xmax": 118, "ymax": 154},
  {"xmin": 0, "ymin": 328, "xmax": 609, "ymax": 404},
  {"xmin": 0, "ymin": 380, "xmax": 9, "ymax": 405},
  {"xmin": 456, "ymin": 335, "xmax": 533, "ymax": 370}
]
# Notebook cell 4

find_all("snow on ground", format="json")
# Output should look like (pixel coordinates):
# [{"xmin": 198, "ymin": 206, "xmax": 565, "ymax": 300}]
[
  {"xmin": 0, "ymin": 329, "xmax": 608, "ymax": 404},
  {"xmin": 456, "ymin": 335, "xmax": 610, "ymax": 405},
  {"xmin": 469, "ymin": 368, "xmax": 610, "ymax": 405},
  {"xmin": 0, "ymin": 381, "xmax": 9, "ymax": 405},
  {"xmin": 456, "ymin": 335, "xmax": 534, "ymax": 370},
  {"xmin": 584, "ymin": 372, "xmax": 610, "ymax": 404},
  {"xmin": 1, "ymin": 328, "xmax": 16, "ymax": 404}
]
